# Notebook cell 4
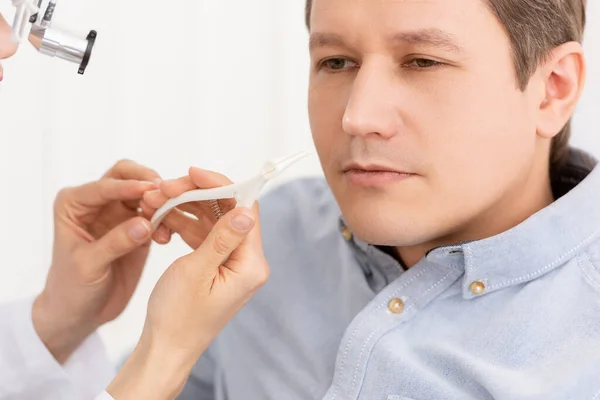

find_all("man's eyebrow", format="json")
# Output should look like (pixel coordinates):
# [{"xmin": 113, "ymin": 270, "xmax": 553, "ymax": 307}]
[
  {"xmin": 309, "ymin": 29, "xmax": 463, "ymax": 53},
  {"xmin": 390, "ymin": 28, "xmax": 463, "ymax": 53},
  {"xmin": 308, "ymin": 32, "xmax": 346, "ymax": 51}
]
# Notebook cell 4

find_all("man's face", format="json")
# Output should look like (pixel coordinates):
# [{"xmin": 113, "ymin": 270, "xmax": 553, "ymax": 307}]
[{"xmin": 308, "ymin": 0, "xmax": 546, "ymax": 248}]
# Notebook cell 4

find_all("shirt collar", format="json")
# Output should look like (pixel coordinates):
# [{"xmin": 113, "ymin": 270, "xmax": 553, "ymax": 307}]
[
  {"xmin": 338, "ymin": 218, "xmax": 405, "ymax": 290},
  {"xmin": 428, "ymin": 148, "xmax": 600, "ymax": 299},
  {"xmin": 339, "ymin": 148, "xmax": 600, "ymax": 299}
]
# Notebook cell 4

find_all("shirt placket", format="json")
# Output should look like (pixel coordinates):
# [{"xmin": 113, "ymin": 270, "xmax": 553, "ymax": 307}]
[{"xmin": 324, "ymin": 257, "xmax": 464, "ymax": 400}]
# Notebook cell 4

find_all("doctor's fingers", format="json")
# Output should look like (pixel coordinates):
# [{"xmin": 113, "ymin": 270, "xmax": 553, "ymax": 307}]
[
  {"xmin": 160, "ymin": 208, "xmax": 211, "ymax": 249},
  {"xmin": 143, "ymin": 190, "xmax": 220, "ymax": 226},
  {"xmin": 103, "ymin": 159, "xmax": 162, "ymax": 182},
  {"xmin": 158, "ymin": 201, "xmax": 264, "ymax": 263},
  {"xmin": 56, "ymin": 179, "xmax": 156, "ymax": 213},
  {"xmin": 143, "ymin": 168, "xmax": 240, "ymax": 245},
  {"xmin": 102, "ymin": 160, "xmax": 162, "ymax": 210},
  {"xmin": 140, "ymin": 196, "xmax": 209, "ymax": 247},
  {"xmin": 86, "ymin": 216, "xmax": 153, "ymax": 269},
  {"xmin": 144, "ymin": 169, "xmax": 235, "ymax": 221},
  {"xmin": 177, "ymin": 206, "xmax": 257, "ymax": 280},
  {"xmin": 141, "ymin": 189, "xmax": 210, "ymax": 244},
  {"xmin": 138, "ymin": 199, "xmax": 172, "ymax": 245},
  {"xmin": 161, "ymin": 167, "xmax": 237, "ymax": 212}
]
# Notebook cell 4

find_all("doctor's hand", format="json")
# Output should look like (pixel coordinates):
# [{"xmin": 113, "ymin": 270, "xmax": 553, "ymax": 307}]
[
  {"xmin": 141, "ymin": 166, "xmax": 241, "ymax": 249},
  {"xmin": 107, "ymin": 203, "xmax": 269, "ymax": 400},
  {"xmin": 32, "ymin": 160, "xmax": 164, "ymax": 364}
]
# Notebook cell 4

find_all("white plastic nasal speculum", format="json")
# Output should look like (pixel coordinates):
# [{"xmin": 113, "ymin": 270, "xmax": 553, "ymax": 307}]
[{"xmin": 150, "ymin": 150, "xmax": 310, "ymax": 232}]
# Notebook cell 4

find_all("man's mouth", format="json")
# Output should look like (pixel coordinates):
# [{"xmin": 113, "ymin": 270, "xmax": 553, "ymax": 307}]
[{"xmin": 342, "ymin": 163, "xmax": 416, "ymax": 187}]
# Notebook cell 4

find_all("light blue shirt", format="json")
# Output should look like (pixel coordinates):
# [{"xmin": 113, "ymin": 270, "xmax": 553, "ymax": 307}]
[{"xmin": 178, "ymin": 148, "xmax": 600, "ymax": 400}]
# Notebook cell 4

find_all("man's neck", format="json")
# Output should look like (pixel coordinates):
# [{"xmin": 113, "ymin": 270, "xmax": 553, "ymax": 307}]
[{"xmin": 395, "ymin": 161, "xmax": 555, "ymax": 269}]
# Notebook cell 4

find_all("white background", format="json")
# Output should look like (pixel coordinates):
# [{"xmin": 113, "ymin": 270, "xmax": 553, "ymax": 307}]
[{"xmin": 0, "ymin": 0, "xmax": 598, "ymax": 363}]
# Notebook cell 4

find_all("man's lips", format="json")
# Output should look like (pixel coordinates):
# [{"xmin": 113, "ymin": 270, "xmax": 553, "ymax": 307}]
[
  {"xmin": 342, "ymin": 163, "xmax": 416, "ymax": 186},
  {"xmin": 342, "ymin": 162, "xmax": 413, "ymax": 174}
]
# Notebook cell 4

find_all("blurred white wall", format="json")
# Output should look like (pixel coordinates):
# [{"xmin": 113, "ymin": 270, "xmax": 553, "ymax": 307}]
[{"xmin": 0, "ymin": 0, "xmax": 598, "ymax": 363}]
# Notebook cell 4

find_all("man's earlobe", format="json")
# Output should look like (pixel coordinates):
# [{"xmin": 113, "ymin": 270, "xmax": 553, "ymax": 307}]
[{"xmin": 536, "ymin": 42, "xmax": 586, "ymax": 139}]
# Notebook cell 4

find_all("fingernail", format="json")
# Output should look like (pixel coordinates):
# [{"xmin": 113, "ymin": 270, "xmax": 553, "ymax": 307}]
[
  {"xmin": 143, "ymin": 189, "xmax": 161, "ymax": 199},
  {"xmin": 130, "ymin": 221, "xmax": 151, "ymax": 241},
  {"xmin": 153, "ymin": 178, "xmax": 162, "ymax": 184},
  {"xmin": 141, "ymin": 181, "xmax": 158, "ymax": 188},
  {"xmin": 231, "ymin": 213, "xmax": 254, "ymax": 232},
  {"xmin": 159, "ymin": 227, "xmax": 170, "ymax": 242}
]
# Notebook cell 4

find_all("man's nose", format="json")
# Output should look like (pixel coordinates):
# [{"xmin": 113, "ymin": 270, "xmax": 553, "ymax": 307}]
[{"xmin": 342, "ymin": 60, "xmax": 401, "ymax": 140}]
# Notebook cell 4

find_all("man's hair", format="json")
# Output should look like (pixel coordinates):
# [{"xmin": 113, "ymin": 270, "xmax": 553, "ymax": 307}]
[{"xmin": 304, "ymin": 0, "xmax": 587, "ymax": 169}]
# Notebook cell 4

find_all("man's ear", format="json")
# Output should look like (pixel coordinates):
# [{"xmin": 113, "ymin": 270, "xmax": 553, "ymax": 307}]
[{"xmin": 536, "ymin": 42, "xmax": 586, "ymax": 139}]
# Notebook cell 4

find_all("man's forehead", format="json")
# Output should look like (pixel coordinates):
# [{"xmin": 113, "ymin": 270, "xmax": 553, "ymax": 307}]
[
  {"xmin": 309, "ymin": 0, "xmax": 488, "ymax": 25},
  {"xmin": 310, "ymin": 0, "xmax": 471, "ymax": 11},
  {"xmin": 308, "ymin": 0, "xmax": 496, "ymax": 46}
]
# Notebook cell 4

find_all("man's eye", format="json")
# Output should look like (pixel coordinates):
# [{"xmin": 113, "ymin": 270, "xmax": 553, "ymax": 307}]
[
  {"xmin": 405, "ymin": 58, "xmax": 442, "ymax": 69},
  {"xmin": 320, "ymin": 58, "xmax": 357, "ymax": 71}
]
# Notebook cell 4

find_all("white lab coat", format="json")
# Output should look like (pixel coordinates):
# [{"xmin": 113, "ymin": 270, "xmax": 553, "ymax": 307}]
[{"xmin": 0, "ymin": 297, "xmax": 116, "ymax": 400}]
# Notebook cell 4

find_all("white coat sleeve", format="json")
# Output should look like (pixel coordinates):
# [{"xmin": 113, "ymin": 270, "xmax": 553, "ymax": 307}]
[{"xmin": 0, "ymin": 296, "xmax": 117, "ymax": 400}]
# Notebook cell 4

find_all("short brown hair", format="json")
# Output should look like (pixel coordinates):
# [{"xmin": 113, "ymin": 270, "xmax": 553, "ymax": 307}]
[{"xmin": 304, "ymin": 0, "xmax": 587, "ymax": 169}]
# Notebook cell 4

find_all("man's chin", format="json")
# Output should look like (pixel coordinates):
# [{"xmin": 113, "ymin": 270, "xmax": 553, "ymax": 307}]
[
  {"xmin": 330, "ymin": 183, "xmax": 439, "ymax": 245},
  {"xmin": 341, "ymin": 212, "xmax": 431, "ymax": 248}
]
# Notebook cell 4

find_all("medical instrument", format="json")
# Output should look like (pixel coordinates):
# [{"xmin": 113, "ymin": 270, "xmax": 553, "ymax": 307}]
[
  {"xmin": 209, "ymin": 199, "xmax": 225, "ymax": 220},
  {"xmin": 150, "ymin": 151, "xmax": 310, "ymax": 232},
  {"xmin": 10, "ymin": 0, "xmax": 97, "ymax": 74}
]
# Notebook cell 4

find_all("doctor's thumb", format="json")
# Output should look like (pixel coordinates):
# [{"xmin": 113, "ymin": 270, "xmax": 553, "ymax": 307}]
[{"xmin": 90, "ymin": 217, "xmax": 152, "ymax": 265}]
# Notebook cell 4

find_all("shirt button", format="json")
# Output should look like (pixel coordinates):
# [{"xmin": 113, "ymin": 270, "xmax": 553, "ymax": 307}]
[
  {"xmin": 341, "ymin": 226, "xmax": 352, "ymax": 241},
  {"xmin": 470, "ymin": 281, "xmax": 486, "ymax": 295},
  {"xmin": 388, "ymin": 298, "xmax": 405, "ymax": 314}
]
